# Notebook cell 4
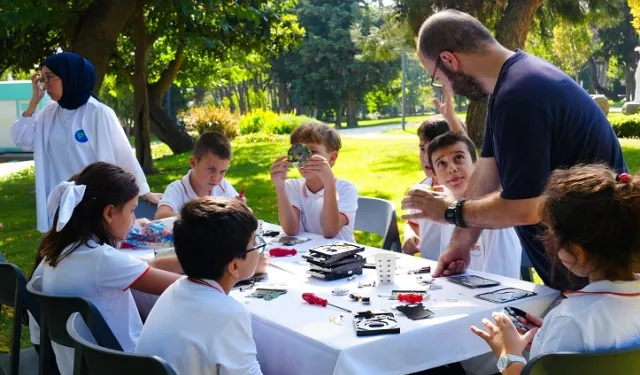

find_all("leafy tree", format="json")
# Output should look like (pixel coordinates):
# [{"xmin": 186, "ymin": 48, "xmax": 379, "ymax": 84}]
[
  {"xmin": 552, "ymin": 22, "xmax": 594, "ymax": 81},
  {"xmin": 394, "ymin": 0, "xmax": 621, "ymax": 144}
]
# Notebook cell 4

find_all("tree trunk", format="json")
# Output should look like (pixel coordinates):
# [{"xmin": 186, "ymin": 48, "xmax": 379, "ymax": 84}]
[
  {"xmin": 278, "ymin": 82, "xmax": 290, "ymax": 113},
  {"xmin": 625, "ymin": 64, "xmax": 635, "ymax": 102},
  {"xmin": 194, "ymin": 85, "xmax": 205, "ymax": 106},
  {"xmin": 237, "ymin": 84, "xmax": 247, "ymax": 114},
  {"xmin": 346, "ymin": 89, "xmax": 358, "ymax": 127},
  {"xmin": 131, "ymin": 10, "xmax": 154, "ymax": 174},
  {"xmin": 245, "ymin": 83, "xmax": 252, "ymax": 112},
  {"xmin": 66, "ymin": 0, "xmax": 141, "ymax": 92},
  {"xmin": 464, "ymin": 0, "xmax": 542, "ymax": 146},
  {"xmin": 334, "ymin": 105, "xmax": 343, "ymax": 128},
  {"xmin": 587, "ymin": 58, "xmax": 620, "ymax": 101}
]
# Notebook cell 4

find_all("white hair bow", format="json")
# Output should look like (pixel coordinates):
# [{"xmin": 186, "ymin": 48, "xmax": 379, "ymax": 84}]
[{"xmin": 47, "ymin": 181, "xmax": 86, "ymax": 232}]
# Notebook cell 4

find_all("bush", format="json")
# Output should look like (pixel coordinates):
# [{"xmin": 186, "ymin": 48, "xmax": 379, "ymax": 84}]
[
  {"xmin": 182, "ymin": 105, "xmax": 238, "ymax": 140},
  {"xmin": 265, "ymin": 114, "xmax": 319, "ymax": 135},
  {"xmin": 610, "ymin": 115, "xmax": 640, "ymax": 138},
  {"xmin": 238, "ymin": 110, "xmax": 278, "ymax": 134}
]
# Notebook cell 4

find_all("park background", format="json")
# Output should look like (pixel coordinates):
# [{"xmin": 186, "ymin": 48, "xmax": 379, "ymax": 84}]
[{"xmin": 3, "ymin": 0, "xmax": 640, "ymax": 349}]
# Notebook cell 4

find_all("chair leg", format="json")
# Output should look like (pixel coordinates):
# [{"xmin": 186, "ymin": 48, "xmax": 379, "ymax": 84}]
[
  {"xmin": 521, "ymin": 267, "xmax": 533, "ymax": 282},
  {"xmin": 9, "ymin": 305, "xmax": 22, "ymax": 375}
]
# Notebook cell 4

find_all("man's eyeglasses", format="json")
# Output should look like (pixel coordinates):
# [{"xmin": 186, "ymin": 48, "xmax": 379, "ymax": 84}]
[
  {"xmin": 430, "ymin": 58, "xmax": 443, "ymax": 88},
  {"xmin": 245, "ymin": 235, "xmax": 267, "ymax": 254}
]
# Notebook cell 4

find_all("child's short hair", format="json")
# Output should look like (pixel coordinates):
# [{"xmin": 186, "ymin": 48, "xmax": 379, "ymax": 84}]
[
  {"xmin": 417, "ymin": 115, "xmax": 450, "ymax": 142},
  {"xmin": 173, "ymin": 197, "xmax": 258, "ymax": 281},
  {"xmin": 193, "ymin": 132, "xmax": 232, "ymax": 160},
  {"xmin": 290, "ymin": 122, "xmax": 342, "ymax": 153},
  {"xmin": 426, "ymin": 131, "xmax": 477, "ymax": 169},
  {"xmin": 541, "ymin": 164, "xmax": 640, "ymax": 281},
  {"xmin": 39, "ymin": 162, "xmax": 139, "ymax": 267}
]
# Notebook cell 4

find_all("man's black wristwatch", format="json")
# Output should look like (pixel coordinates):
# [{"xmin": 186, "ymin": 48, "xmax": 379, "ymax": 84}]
[{"xmin": 444, "ymin": 199, "xmax": 468, "ymax": 228}]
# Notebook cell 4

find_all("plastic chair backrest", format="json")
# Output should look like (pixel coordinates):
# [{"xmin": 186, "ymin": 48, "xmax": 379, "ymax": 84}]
[
  {"xmin": 0, "ymin": 263, "xmax": 41, "ymax": 375},
  {"xmin": 26, "ymin": 277, "xmax": 123, "ymax": 349},
  {"xmin": 67, "ymin": 313, "xmax": 178, "ymax": 375},
  {"xmin": 521, "ymin": 249, "xmax": 533, "ymax": 282},
  {"xmin": 522, "ymin": 346, "xmax": 640, "ymax": 375},
  {"xmin": 134, "ymin": 199, "xmax": 158, "ymax": 220},
  {"xmin": 354, "ymin": 197, "xmax": 401, "ymax": 251}
]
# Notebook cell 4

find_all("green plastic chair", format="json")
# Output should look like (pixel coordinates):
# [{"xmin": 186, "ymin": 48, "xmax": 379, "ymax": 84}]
[{"xmin": 522, "ymin": 346, "xmax": 640, "ymax": 375}]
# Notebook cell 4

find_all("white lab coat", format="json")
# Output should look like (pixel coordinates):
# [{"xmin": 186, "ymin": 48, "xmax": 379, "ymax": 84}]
[{"xmin": 10, "ymin": 97, "xmax": 150, "ymax": 232}]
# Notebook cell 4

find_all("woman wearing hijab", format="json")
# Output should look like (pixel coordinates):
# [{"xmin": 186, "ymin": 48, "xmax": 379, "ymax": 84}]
[{"xmin": 10, "ymin": 52, "xmax": 161, "ymax": 232}]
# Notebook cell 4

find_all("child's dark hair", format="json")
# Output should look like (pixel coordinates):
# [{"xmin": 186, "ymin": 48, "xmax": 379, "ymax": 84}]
[
  {"xmin": 417, "ymin": 115, "xmax": 450, "ymax": 143},
  {"xmin": 540, "ymin": 164, "xmax": 640, "ymax": 282},
  {"xmin": 290, "ymin": 122, "xmax": 342, "ymax": 153},
  {"xmin": 193, "ymin": 131, "xmax": 232, "ymax": 160},
  {"xmin": 427, "ymin": 131, "xmax": 477, "ymax": 169},
  {"xmin": 173, "ymin": 197, "xmax": 257, "ymax": 280},
  {"xmin": 38, "ymin": 162, "xmax": 139, "ymax": 267}
]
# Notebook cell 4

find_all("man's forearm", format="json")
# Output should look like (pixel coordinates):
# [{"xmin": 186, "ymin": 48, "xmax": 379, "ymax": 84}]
[{"xmin": 463, "ymin": 193, "xmax": 541, "ymax": 229}]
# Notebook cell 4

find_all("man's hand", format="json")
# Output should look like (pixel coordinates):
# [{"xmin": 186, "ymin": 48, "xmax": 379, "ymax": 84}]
[
  {"xmin": 433, "ymin": 244, "xmax": 472, "ymax": 277},
  {"xmin": 402, "ymin": 235, "xmax": 420, "ymax": 255},
  {"xmin": 270, "ymin": 156, "xmax": 289, "ymax": 187},
  {"xmin": 301, "ymin": 155, "xmax": 335, "ymax": 185},
  {"xmin": 471, "ymin": 312, "xmax": 538, "ymax": 359},
  {"xmin": 401, "ymin": 188, "xmax": 454, "ymax": 224}
]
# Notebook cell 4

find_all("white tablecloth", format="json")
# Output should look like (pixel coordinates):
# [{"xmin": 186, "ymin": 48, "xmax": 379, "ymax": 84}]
[{"xmin": 123, "ymin": 224, "xmax": 560, "ymax": 375}]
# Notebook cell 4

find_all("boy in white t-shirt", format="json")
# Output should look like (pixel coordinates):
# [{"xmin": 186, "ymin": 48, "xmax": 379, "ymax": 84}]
[
  {"xmin": 403, "ymin": 115, "xmax": 451, "ymax": 258},
  {"xmin": 136, "ymin": 197, "xmax": 263, "ymax": 375},
  {"xmin": 269, "ymin": 122, "xmax": 358, "ymax": 242},
  {"xmin": 155, "ymin": 131, "xmax": 242, "ymax": 219},
  {"xmin": 427, "ymin": 132, "xmax": 520, "ymax": 278}
]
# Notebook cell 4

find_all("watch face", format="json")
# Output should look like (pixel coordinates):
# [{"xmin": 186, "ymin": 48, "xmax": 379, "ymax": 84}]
[{"xmin": 497, "ymin": 356, "xmax": 508, "ymax": 371}]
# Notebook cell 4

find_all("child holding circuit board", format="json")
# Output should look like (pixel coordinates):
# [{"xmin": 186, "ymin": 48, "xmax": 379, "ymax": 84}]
[{"xmin": 269, "ymin": 122, "xmax": 358, "ymax": 242}]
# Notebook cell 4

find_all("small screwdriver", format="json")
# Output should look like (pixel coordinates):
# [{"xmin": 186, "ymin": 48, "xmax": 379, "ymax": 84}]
[
  {"xmin": 269, "ymin": 248, "xmax": 297, "ymax": 257},
  {"xmin": 302, "ymin": 293, "xmax": 352, "ymax": 313}
]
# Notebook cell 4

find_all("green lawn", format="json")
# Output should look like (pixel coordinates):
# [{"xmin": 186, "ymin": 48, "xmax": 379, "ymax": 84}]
[
  {"xmin": 2, "ymin": 135, "xmax": 640, "ymax": 351},
  {"xmin": 356, "ymin": 112, "xmax": 466, "ymax": 128}
]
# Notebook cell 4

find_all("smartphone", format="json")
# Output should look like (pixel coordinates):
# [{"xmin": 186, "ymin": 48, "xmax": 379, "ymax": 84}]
[{"xmin": 504, "ymin": 306, "xmax": 531, "ymax": 332}]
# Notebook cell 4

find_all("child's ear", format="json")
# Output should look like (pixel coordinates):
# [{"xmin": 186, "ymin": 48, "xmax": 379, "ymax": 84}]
[
  {"xmin": 103, "ymin": 204, "xmax": 115, "ymax": 224},
  {"xmin": 226, "ymin": 259, "xmax": 241, "ymax": 279},
  {"xmin": 329, "ymin": 151, "xmax": 338, "ymax": 166},
  {"xmin": 189, "ymin": 156, "xmax": 197, "ymax": 169}
]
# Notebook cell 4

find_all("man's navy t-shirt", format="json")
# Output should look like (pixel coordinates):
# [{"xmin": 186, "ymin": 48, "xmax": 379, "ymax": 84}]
[{"xmin": 481, "ymin": 50, "xmax": 627, "ymax": 291}]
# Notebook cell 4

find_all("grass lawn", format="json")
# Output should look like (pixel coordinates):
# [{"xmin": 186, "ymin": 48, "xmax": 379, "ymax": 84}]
[
  {"xmin": 2, "ymin": 135, "xmax": 640, "ymax": 351},
  {"xmin": 356, "ymin": 112, "xmax": 466, "ymax": 128}
]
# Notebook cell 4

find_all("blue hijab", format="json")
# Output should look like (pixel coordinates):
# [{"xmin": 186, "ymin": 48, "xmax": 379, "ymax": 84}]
[{"xmin": 41, "ymin": 52, "xmax": 100, "ymax": 110}]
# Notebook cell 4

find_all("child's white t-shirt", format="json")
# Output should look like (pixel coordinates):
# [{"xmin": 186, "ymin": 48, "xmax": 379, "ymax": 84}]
[
  {"xmin": 42, "ymin": 241, "xmax": 150, "ymax": 375},
  {"xmin": 530, "ymin": 278, "xmax": 640, "ymax": 358},
  {"xmin": 406, "ymin": 177, "xmax": 444, "ymax": 259},
  {"xmin": 158, "ymin": 170, "xmax": 238, "ymax": 213},
  {"xmin": 135, "ymin": 277, "xmax": 262, "ymax": 375},
  {"xmin": 440, "ymin": 225, "xmax": 521, "ymax": 279},
  {"xmin": 284, "ymin": 178, "xmax": 358, "ymax": 242}
]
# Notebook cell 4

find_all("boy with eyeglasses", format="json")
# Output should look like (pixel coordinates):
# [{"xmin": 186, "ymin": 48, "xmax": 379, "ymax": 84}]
[{"xmin": 136, "ymin": 197, "xmax": 265, "ymax": 375}]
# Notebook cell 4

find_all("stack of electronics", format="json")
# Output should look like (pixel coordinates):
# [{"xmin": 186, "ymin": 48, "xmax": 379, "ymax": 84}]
[{"xmin": 303, "ymin": 242, "xmax": 365, "ymax": 280}]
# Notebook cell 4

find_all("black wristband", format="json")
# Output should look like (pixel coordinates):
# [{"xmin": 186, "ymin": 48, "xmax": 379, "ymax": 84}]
[{"xmin": 444, "ymin": 199, "xmax": 467, "ymax": 228}]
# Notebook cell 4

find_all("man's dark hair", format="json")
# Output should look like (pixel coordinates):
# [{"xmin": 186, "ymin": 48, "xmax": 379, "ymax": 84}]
[
  {"xmin": 417, "ymin": 115, "xmax": 450, "ymax": 142},
  {"xmin": 173, "ymin": 197, "xmax": 257, "ymax": 280},
  {"xmin": 418, "ymin": 10, "xmax": 496, "ymax": 61},
  {"xmin": 193, "ymin": 131, "xmax": 232, "ymax": 160},
  {"xmin": 427, "ymin": 131, "xmax": 477, "ymax": 169}
]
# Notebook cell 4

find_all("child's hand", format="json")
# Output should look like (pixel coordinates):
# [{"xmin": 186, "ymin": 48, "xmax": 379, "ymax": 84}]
[
  {"xmin": 433, "ymin": 86, "xmax": 455, "ymax": 121},
  {"xmin": 517, "ymin": 313, "xmax": 543, "ymax": 332},
  {"xmin": 470, "ymin": 312, "xmax": 538, "ymax": 359},
  {"xmin": 143, "ymin": 192, "xmax": 163, "ymax": 205},
  {"xmin": 270, "ymin": 156, "xmax": 289, "ymax": 187},
  {"xmin": 301, "ymin": 155, "xmax": 334, "ymax": 184},
  {"xmin": 402, "ymin": 235, "xmax": 420, "ymax": 255}
]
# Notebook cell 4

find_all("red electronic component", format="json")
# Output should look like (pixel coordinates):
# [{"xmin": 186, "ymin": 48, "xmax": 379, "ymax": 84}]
[{"xmin": 397, "ymin": 293, "xmax": 424, "ymax": 304}]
